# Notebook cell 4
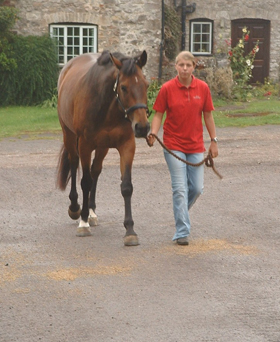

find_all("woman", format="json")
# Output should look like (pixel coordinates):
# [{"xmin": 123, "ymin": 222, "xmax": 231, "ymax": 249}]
[{"xmin": 147, "ymin": 51, "xmax": 218, "ymax": 245}]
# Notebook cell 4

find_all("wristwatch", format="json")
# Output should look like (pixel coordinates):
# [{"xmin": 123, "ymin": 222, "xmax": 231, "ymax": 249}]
[{"xmin": 211, "ymin": 137, "xmax": 218, "ymax": 143}]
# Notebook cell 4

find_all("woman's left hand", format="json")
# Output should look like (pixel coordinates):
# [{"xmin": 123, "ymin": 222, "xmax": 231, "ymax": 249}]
[{"xmin": 209, "ymin": 142, "xmax": 218, "ymax": 158}]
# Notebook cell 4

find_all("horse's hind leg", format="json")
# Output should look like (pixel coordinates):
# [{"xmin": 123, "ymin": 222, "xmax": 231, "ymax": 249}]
[
  {"xmin": 76, "ymin": 139, "xmax": 93, "ymax": 237},
  {"xmin": 58, "ymin": 125, "xmax": 81, "ymax": 220},
  {"xmin": 88, "ymin": 147, "xmax": 109, "ymax": 226}
]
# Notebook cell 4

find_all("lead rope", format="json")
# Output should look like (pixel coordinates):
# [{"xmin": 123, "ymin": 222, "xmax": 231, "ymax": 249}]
[{"xmin": 146, "ymin": 133, "xmax": 223, "ymax": 179}]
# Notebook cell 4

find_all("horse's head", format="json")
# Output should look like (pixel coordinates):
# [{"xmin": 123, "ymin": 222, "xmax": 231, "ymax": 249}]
[{"xmin": 110, "ymin": 51, "xmax": 150, "ymax": 138}]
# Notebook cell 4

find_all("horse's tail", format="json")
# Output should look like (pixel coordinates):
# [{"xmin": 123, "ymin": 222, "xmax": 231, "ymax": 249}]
[{"xmin": 56, "ymin": 145, "xmax": 71, "ymax": 190}]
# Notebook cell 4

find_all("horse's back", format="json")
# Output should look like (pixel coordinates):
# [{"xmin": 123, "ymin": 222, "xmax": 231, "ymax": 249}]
[{"xmin": 58, "ymin": 53, "xmax": 100, "ymax": 90}]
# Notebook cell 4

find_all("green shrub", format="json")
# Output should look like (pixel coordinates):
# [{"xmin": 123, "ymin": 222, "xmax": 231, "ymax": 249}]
[
  {"xmin": 39, "ymin": 89, "xmax": 58, "ymax": 108},
  {"xmin": 252, "ymin": 78, "xmax": 280, "ymax": 98},
  {"xmin": 0, "ymin": 35, "xmax": 59, "ymax": 106},
  {"xmin": 147, "ymin": 80, "xmax": 162, "ymax": 116},
  {"xmin": 0, "ymin": 6, "xmax": 18, "ymax": 73}
]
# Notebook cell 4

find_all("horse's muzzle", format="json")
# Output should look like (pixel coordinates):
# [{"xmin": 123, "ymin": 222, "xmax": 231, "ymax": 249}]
[{"xmin": 135, "ymin": 122, "xmax": 150, "ymax": 138}]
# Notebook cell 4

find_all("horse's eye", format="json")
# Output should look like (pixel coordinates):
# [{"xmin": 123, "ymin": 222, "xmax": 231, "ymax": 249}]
[{"xmin": 121, "ymin": 85, "xmax": 127, "ymax": 93}]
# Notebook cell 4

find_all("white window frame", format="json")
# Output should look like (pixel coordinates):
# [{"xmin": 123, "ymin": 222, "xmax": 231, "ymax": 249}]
[
  {"xmin": 49, "ymin": 24, "xmax": 98, "ymax": 66},
  {"xmin": 190, "ymin": 21, "xmax": 213, "ymax": 55}
]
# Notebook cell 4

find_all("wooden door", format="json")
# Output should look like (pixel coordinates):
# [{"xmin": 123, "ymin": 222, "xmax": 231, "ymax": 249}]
[{"xmin": 231, "ymin": 19, "xmax": 270, "ymax": 84}]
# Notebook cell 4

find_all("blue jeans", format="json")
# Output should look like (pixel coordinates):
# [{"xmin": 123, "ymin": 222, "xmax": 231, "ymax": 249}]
[{"xmin": 164, "ymin": 150, "xmax": 204, "ymax": 240}]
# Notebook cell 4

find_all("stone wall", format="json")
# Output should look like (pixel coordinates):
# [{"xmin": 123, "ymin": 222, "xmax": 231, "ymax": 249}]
[
  {"xmin": 11, "ymin": 0, "xmax": 162, "ymax": 81},
  {"xmin": 5, "ymin": 0, "xmax": 280, "ymax": 87}
]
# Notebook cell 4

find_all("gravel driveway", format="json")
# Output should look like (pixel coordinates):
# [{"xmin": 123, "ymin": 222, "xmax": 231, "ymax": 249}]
[{"xmin": 0, "ymin": 125, "xmax": 280, "ymax": 342}]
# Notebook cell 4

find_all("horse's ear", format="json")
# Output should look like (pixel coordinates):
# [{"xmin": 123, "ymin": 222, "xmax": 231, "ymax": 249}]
[
  {"xmin": 110, "ymin": 53, "xmax": 122, "ymax": 70},
  {"xmin": 135, "ymin": 50, "xmax": 147, "ymax": 68}
]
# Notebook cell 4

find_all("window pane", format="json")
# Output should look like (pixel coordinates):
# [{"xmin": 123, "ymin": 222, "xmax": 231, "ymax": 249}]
[
  {"xmin": 202, "ymin": 43, "xmax": 210, "ymax": 52},
  {"xmin": 67, "ymin": 27, "xmax": 73, "ymax": 35},
  {"xmin": 74, "ymin": 47, "xmax": 79, "ymax": 55},
  {"xmin": 67, "ymin": 37, "xmax": 73, "ymax": 45},
  {"xmin": 74, "ymin": 37, "xmax": 79, "ymax": 45},
  {"xmin": 74, "ymin": 27, "xmax": 79, "ymax": 36},
  {"xmin": 202, "ymin": 34, "xmax": 209, "ymax": 43},
  {"xmin": 193, "ymin": 24, "xmax": 201, "ymax": 33},
  {"xmin": 202, "ymin": 24, "xmax": 210, "ymax": 33},
  {"xmin": 193, "ymin": 43, "xmax": 200, "ymax": 52},
  {"xmin": 194, "ymin": 33, "xmax": 200, "ymax": 42}
]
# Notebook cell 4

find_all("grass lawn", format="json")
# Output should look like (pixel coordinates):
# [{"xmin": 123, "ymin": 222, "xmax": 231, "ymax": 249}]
[
  {"xmin": 213, "ymin": 98, "xmax": 280, "ymax": 127},
  {"xmin": 149, "ymin": 98, "xmax": 280, "ymax": 128},
  {"xmin": 0, "ymin": 106, "xmax": 61, "ymax": 139},
  {"xmin": 0, "ymin": 98, "xmax": 280, "ymax": 139}
]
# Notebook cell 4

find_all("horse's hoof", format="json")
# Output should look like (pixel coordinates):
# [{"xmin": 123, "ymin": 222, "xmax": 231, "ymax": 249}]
[
  {"xmin": 76, "ymin": 220, "xmax": 92, "ymax": 237},
  {"xmin": 68, "ymin": 206, "xmax": 81, "ymax": 220},
  {"xmin": 76, "ymin": 227, "xmax": 92, "ymax": 237},
  {"xmin": 88, "ymin": 208, "xmax": 98, "ymax": 226},
  {"xmin": 124, "ymin": 235, "xmax": 139, "ymax": 246}
]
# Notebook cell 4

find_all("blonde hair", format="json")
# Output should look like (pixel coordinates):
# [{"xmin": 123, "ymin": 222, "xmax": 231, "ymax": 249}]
[{"xmin": 175, "ymin": 51, "xmax": 196, "ymax": 66}]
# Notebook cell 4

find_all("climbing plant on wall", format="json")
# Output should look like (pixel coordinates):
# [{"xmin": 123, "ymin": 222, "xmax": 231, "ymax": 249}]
[{"xmin": 164, "ymin": 4, "xmax": 181, "ymax": 60}]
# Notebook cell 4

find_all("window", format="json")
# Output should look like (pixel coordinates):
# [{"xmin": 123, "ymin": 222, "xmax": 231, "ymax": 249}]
[
  {"xmin": 50, "ymin": 24, "xmax": 97, "ymax": 66},
  {"xmin": 190, "ymin": 20, "xmax": 213, "ymax": 55}
]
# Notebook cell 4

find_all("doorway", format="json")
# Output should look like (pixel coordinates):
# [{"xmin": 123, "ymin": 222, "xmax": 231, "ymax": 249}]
[{"xmin": 231, "ymin": 19, "xmax": 270, "ymax": 84}]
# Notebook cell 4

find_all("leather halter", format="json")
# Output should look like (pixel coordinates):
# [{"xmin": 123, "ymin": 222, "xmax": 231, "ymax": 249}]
[{"xmin": 113, "ymin": 72, "xmax": 150, "ymax": 118}]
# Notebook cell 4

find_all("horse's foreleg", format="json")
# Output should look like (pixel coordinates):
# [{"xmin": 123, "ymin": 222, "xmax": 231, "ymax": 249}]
[
  {"xmin": 76, "ymin": 143, "xmax": 92, "ymax": 237},
  {"xmin": 89, "ymin": 148, "xmax": 109, "ymax": 226},
  {"xmin": 119, "ymin": 143, "xmax": 139, "ymax": 246},
  {"xmin": 121, "ymin": 166, "xmax": 137, "ymax": 243}
]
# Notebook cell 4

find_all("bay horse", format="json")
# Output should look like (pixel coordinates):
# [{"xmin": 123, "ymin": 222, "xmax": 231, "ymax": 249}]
[{"xmin": 56, "ymin": 50, "xmax": 150, "ymax": 246}]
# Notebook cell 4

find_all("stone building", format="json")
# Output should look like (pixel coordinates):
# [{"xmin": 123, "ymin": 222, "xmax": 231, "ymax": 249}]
[
  {"xmin": 3, "ymin": 0, "xmax": 162, "ymax": 81},
  {"xmin": 2, "ymin": 0, "xmax": 280, "ymax": 93}
]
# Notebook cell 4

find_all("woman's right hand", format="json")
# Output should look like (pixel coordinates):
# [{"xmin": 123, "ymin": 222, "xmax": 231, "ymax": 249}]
[{"xmin": 146, "ymin": 133, "xmax": 156, "ymax": 147}]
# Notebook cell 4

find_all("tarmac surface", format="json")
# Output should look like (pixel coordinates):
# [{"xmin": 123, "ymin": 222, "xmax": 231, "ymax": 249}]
[{"xmin": 0, "ymin": 125, "xmax": 280, "ymax": 342}]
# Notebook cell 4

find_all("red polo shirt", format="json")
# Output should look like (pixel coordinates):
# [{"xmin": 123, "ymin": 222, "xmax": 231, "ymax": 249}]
[{"xmin": 153, "ymin": 75, "xmax": 214, "ymax": 153}]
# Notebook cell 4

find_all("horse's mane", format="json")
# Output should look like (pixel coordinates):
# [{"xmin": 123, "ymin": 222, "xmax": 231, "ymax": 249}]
[{"xmin": 97, "ymin": 50, "xmax": 137, "ymax": 76}]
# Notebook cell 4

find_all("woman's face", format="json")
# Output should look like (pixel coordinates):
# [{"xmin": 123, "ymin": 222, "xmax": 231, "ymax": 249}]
[{"xmin": 175, "ymin": 58, "xmax": 195, "ymax": 81}]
